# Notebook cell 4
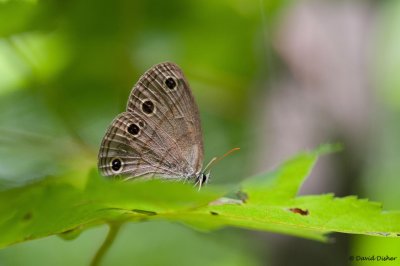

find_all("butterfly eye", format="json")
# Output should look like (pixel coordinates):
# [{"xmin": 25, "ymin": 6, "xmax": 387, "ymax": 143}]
[
  {"xmin": 142, "ymin": 100, "xmax": 155, "ymax": 115},
  {"xmin": 111, "ymin": 158, "xmax": 122, "ymax": 172},
  {"xmin": 127, "ymin": 123, "xmax": 140, "ymax": 135},
  {"xmin": 164, "ymin": 77, "xmax": 177, "ymax": 90}
]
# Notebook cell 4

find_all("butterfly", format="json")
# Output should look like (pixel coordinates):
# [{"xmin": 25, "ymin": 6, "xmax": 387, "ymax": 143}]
[{"xmin": 97, "ymin": 62, "xmax": 210, "ymax": 187}]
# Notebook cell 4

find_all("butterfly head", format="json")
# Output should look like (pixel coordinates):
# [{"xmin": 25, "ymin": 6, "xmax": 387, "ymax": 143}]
[{"xmin": 194, "ymin": 171, "xmax": 210, "ymax": 190}]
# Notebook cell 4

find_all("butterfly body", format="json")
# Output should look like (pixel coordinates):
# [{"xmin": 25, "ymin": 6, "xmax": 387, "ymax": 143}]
[{"xmin": 98, "ymin": 62, "xmax": 207, "ymax": 185}]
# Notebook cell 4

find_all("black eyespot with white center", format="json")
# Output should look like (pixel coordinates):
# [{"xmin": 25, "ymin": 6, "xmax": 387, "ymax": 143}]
[
  {"xmin": 111, "ymin": 158, "xmax": 122, "ymax": 172},
  {"xmin": 164, "ymin": 77, "xmax": 177, "ymax": 90},
  {"xmin": 127, "ymin": 123, "xmax": 140, "ymax": 135},
  {"xmin": 142, "ymin": 100, "xmax": 155, "ymax": 114}
]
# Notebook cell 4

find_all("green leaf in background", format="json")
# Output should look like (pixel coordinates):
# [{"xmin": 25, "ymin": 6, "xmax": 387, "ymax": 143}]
[{"xmin": 0, "ymin": 144, "xmax": 399, "ymax": 254}]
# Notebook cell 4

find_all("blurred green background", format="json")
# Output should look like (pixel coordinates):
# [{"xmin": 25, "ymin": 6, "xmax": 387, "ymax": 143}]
[{"xmin": 0, "ymin": 0, "xmax": 399, "ymax": 265}]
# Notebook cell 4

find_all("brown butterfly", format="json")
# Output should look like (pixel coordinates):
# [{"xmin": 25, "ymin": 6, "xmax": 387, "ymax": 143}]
[{"xmin": 98, "ymin": 62, "xmax": 210, "ymax": 187}]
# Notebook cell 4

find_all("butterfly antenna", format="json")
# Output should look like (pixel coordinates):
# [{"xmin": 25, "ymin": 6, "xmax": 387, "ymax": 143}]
[
  {"xmin": 203, "ymin": 147, "xmax": 240, "ymax": 173},
  {"xmin": 203, "ymin": 157, "xmax": 218, "ymax": 173}
]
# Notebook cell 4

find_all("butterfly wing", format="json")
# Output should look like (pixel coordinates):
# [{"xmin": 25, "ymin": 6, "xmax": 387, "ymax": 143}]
[{"xmin": 98, "ymin": 62, "xmax": 203, "ymax": 180}]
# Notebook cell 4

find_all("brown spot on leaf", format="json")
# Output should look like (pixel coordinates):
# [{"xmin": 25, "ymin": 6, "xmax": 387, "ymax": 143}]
[
  {"xmin": 22, "ymin": 212, "xmax": 33, "ymax": 221},
  {"xmin": 289, "ymin": 208, "xmax": 309, "ymax": 216},
  {"xmin": 210, "ymin": 211, "xmax": 219, "ymax": 216}
]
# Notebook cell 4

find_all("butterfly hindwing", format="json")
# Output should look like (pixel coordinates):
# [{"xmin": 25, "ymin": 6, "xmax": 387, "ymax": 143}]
[{"xmin": 99, "ymin": 111, "xmax": 187, "ymax": 179}]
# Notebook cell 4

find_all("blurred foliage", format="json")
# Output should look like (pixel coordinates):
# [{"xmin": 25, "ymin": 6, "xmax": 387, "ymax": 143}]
[
  {"xmin": 0, "ymin": 0, "xmax": 290, "ymax": 188},
  {"xmin": 357, "ymin": 0, "xmax": 400, "ymax": 261}
]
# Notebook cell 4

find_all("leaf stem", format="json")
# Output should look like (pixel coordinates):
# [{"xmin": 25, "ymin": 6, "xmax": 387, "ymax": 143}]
[{"xmin": 90, "ymin": 223, "xmax": 122, "ymax": 266}]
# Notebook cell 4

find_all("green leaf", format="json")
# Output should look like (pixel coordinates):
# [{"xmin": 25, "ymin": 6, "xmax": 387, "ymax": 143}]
[
  {"xmin": 0, "ymin": 172, "xmax": 227, "ymax": 248},
  {"xmin": 0, "ymin": 144, "xmax": 399, "ymax": 249}
]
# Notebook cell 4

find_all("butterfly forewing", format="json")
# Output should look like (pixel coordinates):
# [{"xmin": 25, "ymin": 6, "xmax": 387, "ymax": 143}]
[{"xmin": 98, "ymin": 62, "xmax": 204, "ymax": 181}]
